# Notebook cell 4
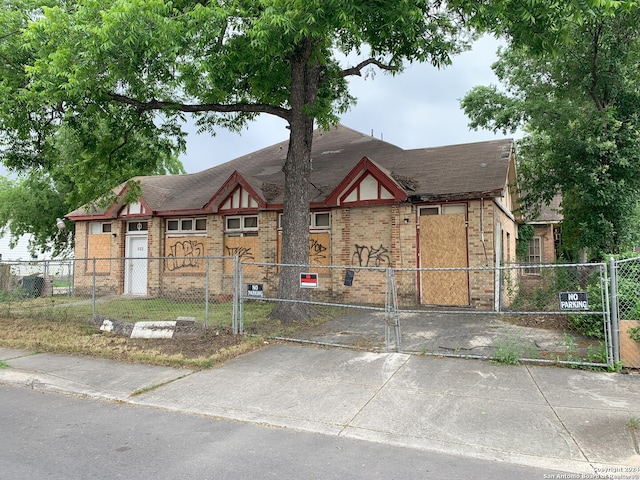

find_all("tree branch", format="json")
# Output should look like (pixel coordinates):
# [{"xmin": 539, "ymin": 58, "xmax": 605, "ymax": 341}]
[
  {"xmin": 339, "ymin": 58, "xmax": 396, "ymax": 78},
  {"xmin": 107, "ymin": 93, "xmax": 292, "ymax": 121}
]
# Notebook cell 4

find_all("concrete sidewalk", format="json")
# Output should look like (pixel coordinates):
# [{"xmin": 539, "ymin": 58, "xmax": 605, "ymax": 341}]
[{"xmin": 1, "ymin": 345, "xmax": 639, "ymax": 474}]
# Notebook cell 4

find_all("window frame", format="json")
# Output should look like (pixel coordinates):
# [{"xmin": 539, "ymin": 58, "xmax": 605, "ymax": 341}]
[
  {"xmin": 89, "ymin": 222, "xmax": 112, "ymax": 234},
  {"xmin": 127, "ymin": 221, "xmax": 149, "ymax": 234},
  {"xmin": 278, "ymin": 211, "xmax": 331, "ymax": 230},
  {"xmin": 525, "ymin": 236, "xmax": 542, "ymax": 275},
  {"xmin": 225, "ymin": 215, "xmax": 259, "ymax": 237},
  {"xmin": 165, "ymin": 217, "xmax": 207, "ymax": 234}
]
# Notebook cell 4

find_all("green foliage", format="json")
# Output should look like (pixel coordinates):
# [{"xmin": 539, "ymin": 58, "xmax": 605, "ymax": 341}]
[
  {"xmin": 628, "ymin": 326, "xmax": 640, "ymax": 344},
  {"xmin": 493, "ymin": 333, "xmax": 528, "ymax": 364},
  {"xmin": 559, "ymin": 333, "xmax": 580, "ymax": 366},
  {"xmin": 567, "ymin": 280, "xmax": 606, "ymax": 339},
  {"xmin": 516, "ymin": 224, "xmax": 535, "ymax": 260},
  {"xmin": 627, "ymin": 417, "xmax": 640, "ymax": 431},
  {"xmin": 0, "ymin": 0, "xmax": 473, "ymax": 262},
  {"xmin": 1, "ymin": 0, "xmax": 630, "ymax": 261},
  {"xmin": 461, "ymin": 5, "xmax": 640, "ymax": 258},
  {"xmin": 569, "ymin": 314, "xmax": 605, "ymax": 339},
  {"xmin": 508, "ymin": 265, "xmax": 584, "ymax": 311}
]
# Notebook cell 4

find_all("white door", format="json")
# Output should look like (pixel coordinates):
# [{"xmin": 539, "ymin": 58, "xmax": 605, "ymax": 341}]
[{"xmin": 125, "ymin": 235, "xmax": 148, "ymax": 295}]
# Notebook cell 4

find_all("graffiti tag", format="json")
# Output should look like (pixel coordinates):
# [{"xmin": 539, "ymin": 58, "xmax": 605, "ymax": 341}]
[
  {"xmin": 352, "ymin": 244, "xmax": 390, "ymax": 267},
  {"xmin": 225, "ymin": 245, "xmax": 255, "ymax": 262},
  {"xmin": 309, "ymin": 238, "xmax": 328, "ymax": 265},
  {"xmin": 166, "ymin": 240, "xmax": 204, "ymax": 271}
]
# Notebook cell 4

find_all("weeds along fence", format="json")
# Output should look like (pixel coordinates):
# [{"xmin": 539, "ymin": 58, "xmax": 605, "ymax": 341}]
[
  {"xmin": 0, "ymin": 259, "xmax": 75, "ymax": 299},
  {"xmin": 239, "ymin": 262, "xmax": 398, "ymax": 351},
  {"xmin": 0, "ymin": 256, "xmax": 617, "ymax": 369}
]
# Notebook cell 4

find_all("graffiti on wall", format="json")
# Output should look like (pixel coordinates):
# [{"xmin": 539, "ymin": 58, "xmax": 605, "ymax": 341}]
[
  {"xmin": 352, "ymin": 244, "xmax": 390, "ymax": 267},
  {"xmin": 309, "ymin": 238, "xmax": 328, "ymax": 265},
  {"xmin": 166, "ymin": 240, "xmax": 204, "ymax": 271},
  {"xmin": 225, "ymin": 245, "xmax": 255, "ymax": 262}
]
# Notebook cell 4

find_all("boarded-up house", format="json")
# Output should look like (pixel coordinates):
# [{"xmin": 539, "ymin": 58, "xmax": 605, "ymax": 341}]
[{"xmin": 66, "ymin": 125, "xmax": 519, "ymax": 308}]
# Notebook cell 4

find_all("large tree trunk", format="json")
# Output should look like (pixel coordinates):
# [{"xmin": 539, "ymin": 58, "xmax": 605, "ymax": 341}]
[{"xmin": 269, "ymin": 40, "xmax": 320, "ymax": 324}]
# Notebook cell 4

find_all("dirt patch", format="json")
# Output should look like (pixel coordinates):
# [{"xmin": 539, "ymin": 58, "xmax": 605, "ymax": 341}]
[
  {"xmin": 127, "ymin": 324, "xmax": 245, "ymax": 359},
  {"xmin": 502, "ymin": 313, "xmax": 571, "ymax": 331},
  {"xmin": 0, "ymin": 314, "xmax": 262, "ymax": 368}
]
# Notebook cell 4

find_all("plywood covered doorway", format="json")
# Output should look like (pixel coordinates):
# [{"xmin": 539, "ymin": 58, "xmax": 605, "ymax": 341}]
[{"xmin": 419, "ymin": 213, "xmax": 469, "ymax": 306}]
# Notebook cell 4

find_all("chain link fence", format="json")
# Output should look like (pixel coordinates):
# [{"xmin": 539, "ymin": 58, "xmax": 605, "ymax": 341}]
[
  {"xmin": 612, "ymin": 256, "xmax": 640, "ymax": 368},
  {"xmin": 239, "ymin": 262, "xmax": 398, "ymax": 351},
  {"xmin": 0, "ymin": 256, "xmax": 618, "ymax": 368},
  {"xmin": 392, "ymin": 263, "xmax": 611, "ymax": 367},
  {"xmin": 0, "ymin": 259, "xmax": 74, "ymax": 298},
  {"xmin": 0, "ymin": 257, "xmax": 241, "ymax": 334},
  {"xmin": 238, "ymin": 261, "xmax": 613, "ymax": 368}
]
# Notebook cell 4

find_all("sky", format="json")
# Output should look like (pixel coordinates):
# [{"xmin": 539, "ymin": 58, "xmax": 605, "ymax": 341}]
[{"xmin": 178, "ymin": 35, "xmax": 514, "ymax": 174}]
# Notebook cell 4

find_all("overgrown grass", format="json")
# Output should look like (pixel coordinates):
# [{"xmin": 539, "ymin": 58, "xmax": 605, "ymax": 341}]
[{"xmin": 0, "ymin": 296, "xmax": 347, "ymax": 369}]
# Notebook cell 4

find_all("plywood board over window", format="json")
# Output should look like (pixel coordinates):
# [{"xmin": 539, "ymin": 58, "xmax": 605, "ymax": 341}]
[
  {"xmin": 164, "ymin": 237, "xmax": 206, "ymax": 273},
  {"xmin": 420, "ymin": 214, "xmax": 469, "ymax": 306},
  {"xmin": 224, "ymin": 236, "xmax": 259, "ymax": 273},
  {"xmin": 87, "ymin": 234, "xmax": 111, "ymax": 273}
]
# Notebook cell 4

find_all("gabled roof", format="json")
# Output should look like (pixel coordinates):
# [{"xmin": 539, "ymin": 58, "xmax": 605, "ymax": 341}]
[
  {"xmin": 66, "ymin": 124, "xmax": 514, "ymax": 219},
  {"xmin": 326, "ymin": 156, "xmax": 408, "ymax": 206},
  {"xmin": 205, "ymin": 170, "xmax": 267, "ymax": 212},
  {"xmin": 526, "ymin": 195, "xmax": 563, "ymax": 224}
]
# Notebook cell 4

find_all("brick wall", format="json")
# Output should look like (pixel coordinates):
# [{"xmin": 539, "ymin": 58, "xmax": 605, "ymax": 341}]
[{"xmin": 71, "ymin": 199, "xmax": 517, "ymax": 309}]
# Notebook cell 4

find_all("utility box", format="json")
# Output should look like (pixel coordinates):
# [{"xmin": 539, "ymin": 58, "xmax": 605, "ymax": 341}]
[{"xmin": 21, "ymin": 275, "xmax": 44, "ymax": 298}]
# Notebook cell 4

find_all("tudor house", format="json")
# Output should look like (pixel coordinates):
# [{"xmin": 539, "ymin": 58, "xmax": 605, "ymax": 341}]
[{"xmin": 66, "ymin": 125, "xmax": 520, "ymax": 309}]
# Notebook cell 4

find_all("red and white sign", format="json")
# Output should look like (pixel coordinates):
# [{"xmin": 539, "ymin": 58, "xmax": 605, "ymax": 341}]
[{"xmin": 300, "ymin": 273, "xmax": 319, "ymax": 288}]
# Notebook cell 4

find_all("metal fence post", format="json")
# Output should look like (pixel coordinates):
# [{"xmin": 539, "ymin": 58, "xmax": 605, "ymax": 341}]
[
  {"xmin": 384, "ymin": 269, "xmax": 391, "ymax": 352},
  {"xmin": 204, "ymin": 256, "xmax": 210, "ymax": 327},
  {"xmin": 237, "ymin": 257, "xmax": 244, "ymax": 334},
  {"xmin": 232, "ymin": 256, "xmax": 240, "ymax": 335},
  {"xmin": 385, "ymin": 268, "xmax": 400, "ymax": 352},
  {"xmin": 91, "ymin": 258, "xmax": 96, "ymax": 318},
  {"xmin": 609, "ymin": 257, "xmax": 620, "ymax": 364}
]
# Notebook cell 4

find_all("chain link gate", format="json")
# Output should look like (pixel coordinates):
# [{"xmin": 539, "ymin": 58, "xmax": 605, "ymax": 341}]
[
  {"xmin": 388, "ymin": 263, "xmax": 613, "ymax": 368},
  {"xmin": 611, "ymin": 256, "xmax": 640, "ymax": 368}
]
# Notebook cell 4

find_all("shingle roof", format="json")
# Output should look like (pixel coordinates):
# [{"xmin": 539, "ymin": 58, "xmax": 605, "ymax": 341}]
[
  {"xmin": 67, "ymin": 124, "xmax": 514, "ymax": 218},
  {"xmin": 527, "ymin": 195, "xmax": 563, "ymax": 223}
]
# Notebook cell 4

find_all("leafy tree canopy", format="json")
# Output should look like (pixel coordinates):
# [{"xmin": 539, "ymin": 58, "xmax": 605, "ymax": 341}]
[{"xmin": 461, "ymin": 3, "xmax": 640, "ymax": 259}]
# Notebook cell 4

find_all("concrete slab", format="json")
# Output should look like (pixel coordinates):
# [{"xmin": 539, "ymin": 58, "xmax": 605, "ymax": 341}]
[
  {"xmin": 133, "ymin": 347, "xmax": 399, "ymax": 434},
  {"xmin": 2, "ymin": 352, "xmax": 192, "ymax": 400},
  {"xmin": 1, "ymin": 343, "xmax": 638, "ymax": 473},
  {"xmin": 528, "ymin": 366, "xmax": 640, "ymax": 410},
  {"xmin": 203, "ymin": 344, "xmax": 410, "ymax": 386},
  {"xmin": 555, "ymin": 406, "xmax": 640, "ymax": 467},
  {"xmin": 387, "ymin": 355, "xmax": 546, "ymax": 404},
  {"xmin": 344, "ymin": 388, "xmax": 588, "ymax": 473}
]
